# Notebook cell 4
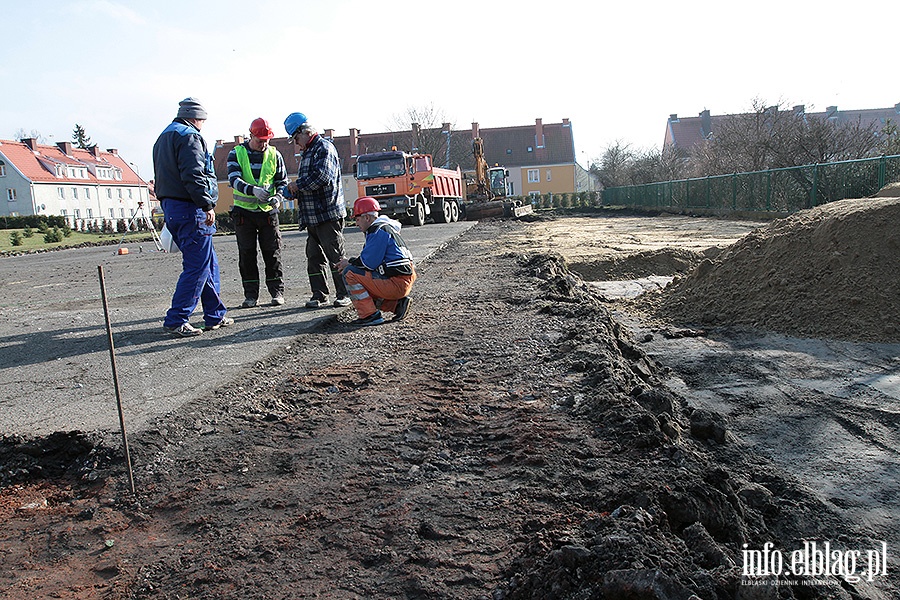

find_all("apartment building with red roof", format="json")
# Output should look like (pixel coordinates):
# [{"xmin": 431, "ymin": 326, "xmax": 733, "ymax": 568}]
[
  {"xmin": 212, "ymin": 118, "xmax": 600, "ymax": 213},
  {"xmin": 0, "ymin": 138, "xmax": 152, "ymax": 226},
  {"xmin": 665, "ymin": 102, "xmax": 900, "ymax": 154}
]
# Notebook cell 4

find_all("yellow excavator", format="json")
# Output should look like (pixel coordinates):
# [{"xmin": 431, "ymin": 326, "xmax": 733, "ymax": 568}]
[{"xmin": 463, "ymin": 137, "xmax": 534, "ymax": 220}]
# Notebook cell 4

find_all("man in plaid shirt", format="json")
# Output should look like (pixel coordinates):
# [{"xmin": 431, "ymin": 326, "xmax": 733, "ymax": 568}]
[{"xmin": 284, "ymin": 112, "xmax": 351, "ymax": 308}]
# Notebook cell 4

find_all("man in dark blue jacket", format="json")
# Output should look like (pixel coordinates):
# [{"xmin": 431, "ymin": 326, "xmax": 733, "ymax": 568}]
[{"xmin": 153, "ymin": 97, "xmax": 232, "ymax": 337}]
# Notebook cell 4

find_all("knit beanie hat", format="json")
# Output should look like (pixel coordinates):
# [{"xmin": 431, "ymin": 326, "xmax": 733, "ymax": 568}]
[{"xmin": 176, "ymin": 97, "xmax": 208, "ymax": 120}]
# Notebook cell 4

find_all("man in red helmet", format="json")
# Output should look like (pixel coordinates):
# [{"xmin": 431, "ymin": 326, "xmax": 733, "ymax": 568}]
[
  {"xmin": 334, "ymin": 197, "xmax": 416, "ymax": 326},
  {"xmin": 227, "ymin": 117, "xmax": 288, "ymax": 308}
]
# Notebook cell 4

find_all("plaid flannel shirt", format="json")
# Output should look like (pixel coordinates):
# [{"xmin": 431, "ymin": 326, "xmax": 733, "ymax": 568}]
[{"xmin": 293, "ymin": 135, "xmax": 345, "ymax": 226}]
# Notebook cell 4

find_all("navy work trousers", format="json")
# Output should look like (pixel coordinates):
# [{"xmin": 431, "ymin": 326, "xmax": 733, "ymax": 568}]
[{"xmin": 161, "ymin": 198, "xmax": 227, "ymax": 329}]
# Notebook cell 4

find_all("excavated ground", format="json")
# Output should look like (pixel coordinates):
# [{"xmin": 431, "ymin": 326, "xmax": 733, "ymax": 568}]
[{"xmin": 1, "ymin": 209, "xmax": 897, "ymax": 600}]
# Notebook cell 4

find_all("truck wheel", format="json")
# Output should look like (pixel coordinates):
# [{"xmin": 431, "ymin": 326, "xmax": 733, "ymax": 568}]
[
  {"xmin": 450, "ymin": 200, "xmax": 460, "ymax": 222},
  {"xmin": 433, "ymin": 199, "xmax": 451, "ymax": 223},
  {"xmin": 412, "ymin": 201, "xmax": 426, "ymax": 226}
]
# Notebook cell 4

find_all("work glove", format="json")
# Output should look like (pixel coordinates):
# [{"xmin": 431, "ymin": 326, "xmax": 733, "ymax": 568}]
[
  {"xmin": 252, "ymin": 186, "xmax": 271, "ymax": 201},
  {"xmin": 268, "ymin": 194, "xmax": 283, "ymax": 211}
]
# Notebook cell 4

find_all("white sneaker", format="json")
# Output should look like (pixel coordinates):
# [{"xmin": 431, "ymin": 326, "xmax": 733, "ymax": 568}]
[
  {"xmin": 271, "ymin": 296, "xmax": 285, "ymax": 306},
  {"xmin": 164, "ymin": 322, "xmax": 202, "ymax": 337},
  {"xmin": 333, "ymin": 296, "xmax": 352, "ymax": 307}
]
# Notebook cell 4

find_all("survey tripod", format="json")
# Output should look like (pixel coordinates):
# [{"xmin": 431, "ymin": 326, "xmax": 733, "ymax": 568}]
[{"xmin": 115, "ymin": 201, "xmax": 163, "ymax": 253}]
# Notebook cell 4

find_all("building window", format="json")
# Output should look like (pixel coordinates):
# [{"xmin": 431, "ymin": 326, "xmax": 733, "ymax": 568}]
[
  {"xmin": 128, "ymin": 189, "xmax": 133, "ymax": 199},
  {"xmin": 119, "ymin": 208, "xmax": 125, "ymax": 219},
  {"xmin": 107, "ymin": 188, "xmax": 112, "ymax": 199},
  {"xmin": 109, "ymin": 208, "xmax": 115, "ymax": 219},
  {"xmin": 74, "ymin": 209, "xmax": 81, "ymax": 219},
  {"xmin": 6, "ymin": 188, "xmax": 16, "ymax": 201},
  {"xmin": 58, "ymin": 187, "xmax": 65, "ymax": 199},
  {"xmin": 528, "ymin": 191, "xmax": 541, "ymax": 198},
  {"xmin": 117, "ymin": 188, "xmax": 123, "ymax": 199},
  {"xmin": 61, "ymin": 209, "xmax": 67, "ymax": 217},
  {"xmin": 72, "ymin": 187, "xmax": 78, "ymax": 199},
  {"xmin": 86, "ymin": 188, "xmax": 91, "ymax": 200},
  {"xmin": 546, "ymin": 170, "xmax": 552, "ymax": 182},
  {"xmin": 527, "ymin": 169, "xmax": 539, "ymax": 183},
  {"xmin": 86, "ymin": 208, "xmax": 93, "ymax": 219},
  {"xmin": 0, "ymin": 163, "xmax": 6, "ymax": 177}
]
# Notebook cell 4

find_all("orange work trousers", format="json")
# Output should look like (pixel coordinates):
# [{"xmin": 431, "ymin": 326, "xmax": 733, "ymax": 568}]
[{"xmin": 343, "ymin": 266, "xmax": 416, "ymax": 319}]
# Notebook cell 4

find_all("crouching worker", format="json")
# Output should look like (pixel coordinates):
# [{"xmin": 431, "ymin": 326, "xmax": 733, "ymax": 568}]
[{"xmin": 334, "ymin": 197, "xmax": 416, "ymax": 326}]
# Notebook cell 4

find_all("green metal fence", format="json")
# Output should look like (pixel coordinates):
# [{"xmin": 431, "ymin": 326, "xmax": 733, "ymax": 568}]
[{"xmin": 602, "ymin": 154, "xmax": 900, "ymax": 213}]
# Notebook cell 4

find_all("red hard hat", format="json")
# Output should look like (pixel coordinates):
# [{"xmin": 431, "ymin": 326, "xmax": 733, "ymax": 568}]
[
  {"xmin": 250, "ymin": 117, "xmax": 275, "ymax": 140},
  {"xmin": 353, "ymin": 196, "xmax": 381, "ymax": 217}
]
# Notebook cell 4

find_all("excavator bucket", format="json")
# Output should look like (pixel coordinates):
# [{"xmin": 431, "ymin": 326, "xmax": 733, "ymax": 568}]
[{"xmin": 464, "ymin": 199, "xmax": 533, "ymax": 221}]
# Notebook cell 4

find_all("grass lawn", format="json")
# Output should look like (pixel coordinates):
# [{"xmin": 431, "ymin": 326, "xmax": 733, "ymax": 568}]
[{"xmin": 1, "ymin": 228, "xmax": 157, "ymax": 253}]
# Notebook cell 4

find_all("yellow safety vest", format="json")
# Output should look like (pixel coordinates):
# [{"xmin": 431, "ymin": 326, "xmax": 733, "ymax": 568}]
[{"xmin": 233, "ymin": 145, "xmax": 278, "ymax": 211}]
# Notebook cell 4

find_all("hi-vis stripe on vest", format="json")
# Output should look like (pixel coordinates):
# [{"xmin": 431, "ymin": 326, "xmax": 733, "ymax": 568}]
[{"xmin": 233, "ymin": 145, "xmax": 277, "ymax": 211}]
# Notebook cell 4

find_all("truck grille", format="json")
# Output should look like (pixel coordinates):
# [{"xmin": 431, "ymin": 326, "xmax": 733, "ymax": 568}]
[{"xmin": 365, "ymin": 183, "xmax": 395, "ymax": 196}]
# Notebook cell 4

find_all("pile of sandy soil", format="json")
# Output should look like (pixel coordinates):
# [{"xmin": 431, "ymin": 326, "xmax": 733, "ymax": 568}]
[
  {"xmin": 655, "ymin": 196, "xmax": 900, "ymax": 342},
  {"xmin": 569, "ymin": 247, "xmax": 708, "ymax": 281}
]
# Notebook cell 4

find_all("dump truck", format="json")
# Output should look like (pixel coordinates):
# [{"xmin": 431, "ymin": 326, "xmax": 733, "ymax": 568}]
[
  {"xmin": 355, "ymin": 149, "xmax": 463, "ymax": 226},
  {"xmin": 463, "ymin": 137, "xmax": 533, "ymax": 220}
]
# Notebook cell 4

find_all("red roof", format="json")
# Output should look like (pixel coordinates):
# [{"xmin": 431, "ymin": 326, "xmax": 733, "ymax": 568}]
[{"xmin": 0, "ymin": 139, "xmax": 146, "ymax": 185}]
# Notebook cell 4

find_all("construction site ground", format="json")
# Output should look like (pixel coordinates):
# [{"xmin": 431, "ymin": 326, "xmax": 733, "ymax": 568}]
[{"xmin": 1, "ymin": 206, "xmax": 898, "ymax": 599}]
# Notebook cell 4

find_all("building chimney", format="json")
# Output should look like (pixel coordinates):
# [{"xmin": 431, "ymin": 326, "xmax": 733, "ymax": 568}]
[
  {"xmin": 562, "ymin": 118, "xmax": 570, "ymax": 126},
  {"xmin": 411, "ymin": 123, "xmax": 421, "ymax": 151},
  {"xmin": 441, "ymin": 122, "xmax": 451, "ymax": 133},
  {"xmin": 324, "ymin": 128, "xmax": 334, "ymax": 139},
  {"xmin": 826, "ymin": 106, "xmax": 838, "ymax": 118},
  {"xmin": 669, "ymin": 114, "xmax": 679, "ymax": 122},
  {"xmin": 106, "ymin": 148, "xmax": 118, "ymax": 156},
  {"xmin": 793, "ymin": 105, "xmax": 806, "ymax": 115},
  {"xmin": 22, "ymin": 138, "xmax": 38, "ymax": 151},
  {"xmin": 89, "ymin": 146, "xmax": 102, "ymax": 158},
  {"xmin": 350, "ymin": 128, "xmax": 360, "ymax": 157},
  {"xmin": 57, "ymin": 141, "xmax": 74, "ymax": 155},
  {"xmin": 535, "ymin": 118, "xmax": 544, "ymax": 148},
  {"xmin": 234, "ymin": 135, "xmax": 244, "ymax": 144},
  {"xmin": 471, "ymin": 122, "xmax": 480, "ymax": 139},
  {"xmin": 699, "ymin": 110, "xmax": 712, "ymax": 138}
]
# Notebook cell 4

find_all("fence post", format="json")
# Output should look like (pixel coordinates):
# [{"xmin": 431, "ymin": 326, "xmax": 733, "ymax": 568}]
[
  {"xmin": 879, "ymin": 154, "xmax": 886, "ymax": 190},
  {"xmin": 811, "ymin": 164, "xmax": 819, "ymax": 207},
  {"xmin": 732, "ymin": 172, "xmax": 737, "ymax": 210}
]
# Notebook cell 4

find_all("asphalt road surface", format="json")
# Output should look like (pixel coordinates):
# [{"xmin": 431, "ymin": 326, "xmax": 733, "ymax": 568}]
[{"xmin": 0, "ymin": 221, "xmax": 475, "ymax": 437}]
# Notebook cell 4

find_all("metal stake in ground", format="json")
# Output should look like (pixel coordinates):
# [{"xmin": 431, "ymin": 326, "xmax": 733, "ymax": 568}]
[{"xmin": 97, "ymin": 265, "xmax": 136, "ymax": 495}]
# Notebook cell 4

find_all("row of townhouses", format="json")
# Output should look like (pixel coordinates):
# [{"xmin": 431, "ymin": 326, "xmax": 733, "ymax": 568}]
[
  {"xmin": 212, "ymin": 118, "xmax": 600, "ymax": 212},
  {"xmin": 0, "ymin": 138, "xmax": 150, "ymax": 226}
]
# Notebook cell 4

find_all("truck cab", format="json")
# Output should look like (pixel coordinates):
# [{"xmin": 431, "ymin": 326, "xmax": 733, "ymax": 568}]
[{"xmin": 355, "ymin": 150, "xmax": 463, "ymax": 225}]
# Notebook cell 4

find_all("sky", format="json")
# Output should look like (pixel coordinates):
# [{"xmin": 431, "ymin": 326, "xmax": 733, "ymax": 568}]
[{"xmin": 2, "ymin": 0, "xmax": 895, "ymax": 180}]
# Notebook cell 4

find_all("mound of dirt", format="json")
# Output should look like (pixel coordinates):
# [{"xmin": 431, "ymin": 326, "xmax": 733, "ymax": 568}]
[
  {"xmin": 654, "ymin": 197, "xmax": 900, "ymax": 342},
  {"xmin": 569, "ymin": 247, "xmax": 709, "ymax": 281}
]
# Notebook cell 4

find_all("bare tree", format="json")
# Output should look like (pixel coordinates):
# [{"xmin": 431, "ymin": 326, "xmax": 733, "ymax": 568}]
[
  {"xmin": 878, "ymin": 119, "xmax": 900, "ymax": 156},
  {"xmin": 592, "ymin": 141, "xmax": 633, "ymax": 188},
  {"xmin": 688, "ymin": 99, "xmax": 883, "ymax": 177},
  {"xmin": 14, "ymin": 128, "xmax": 45, "ymax": 143},
  {"xmin": 384, "ymin": 104, "xmax": 470, "ymax": 169}
]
